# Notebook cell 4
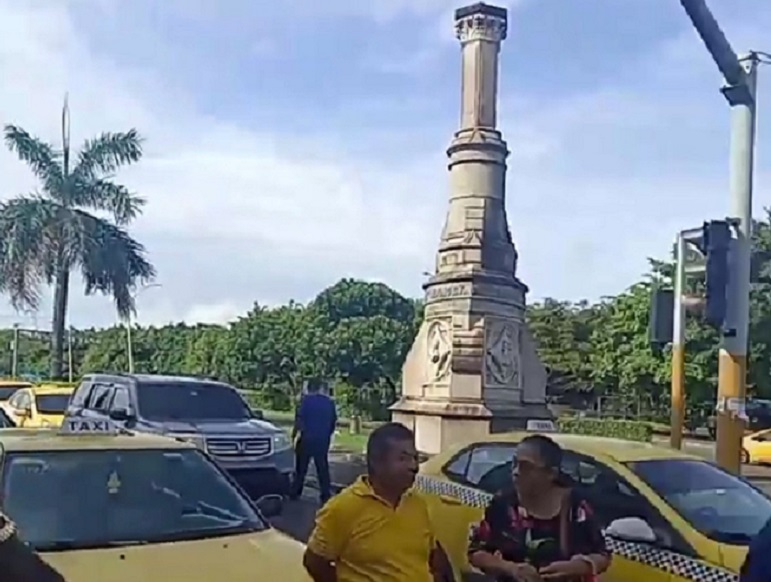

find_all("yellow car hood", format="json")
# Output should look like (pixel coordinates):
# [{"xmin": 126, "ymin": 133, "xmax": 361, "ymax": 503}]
[
  {"xmin": 42, "ymin": 529, "xmax": 310, "ymax": 582},
  {"xmin": 719, "ymin": 543, "xmax": 749, "ymax": 573}
]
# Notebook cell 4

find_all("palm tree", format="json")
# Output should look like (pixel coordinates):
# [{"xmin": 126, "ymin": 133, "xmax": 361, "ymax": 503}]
[{"xmin": 0, "ymin": 98, "xmax": 156, "ymax": 378}]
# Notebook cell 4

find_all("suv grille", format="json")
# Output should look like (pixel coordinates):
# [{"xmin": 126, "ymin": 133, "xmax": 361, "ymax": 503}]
[{"xmin": 206, "ymin": 437, "xmax": 272, "ymax": 457}]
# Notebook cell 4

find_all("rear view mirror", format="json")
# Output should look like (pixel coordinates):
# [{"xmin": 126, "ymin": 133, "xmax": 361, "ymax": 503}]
[
  {"xmin": 251, "ymin": 408, "xmax": 264, "ymax": 420},
  {"xmin": 109, "ymin": 409, "xmax": 133, "ymax": 422},
  {"xmin": 18, "ymin": 407, "xmax": 31, "ymax": 418},
  {"xmin": 605, "ymin": 517, "xmax": 657, "ymax": 544},
  {"xmin": 255, "ymin": 494, "xmax": 283, "ymax": 518}
]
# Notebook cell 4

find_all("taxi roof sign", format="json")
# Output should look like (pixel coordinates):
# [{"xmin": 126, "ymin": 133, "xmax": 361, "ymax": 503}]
[
  {"xmin": 526, "ymin": 419, "xmax": 557, "ymax": 433},
  {"xmin": 59, "ymin": 418, "xmax": 120, "ymax": 435}
]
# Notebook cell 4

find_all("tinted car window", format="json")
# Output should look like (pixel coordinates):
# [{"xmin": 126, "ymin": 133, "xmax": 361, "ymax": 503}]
[
  {"xmin": 0, "ymin": 386, "xmax": 25, "ymax": 400},
  {"xmin": 35, "ymin": 394, "xmax": 71, "ymax": 415},
  {"xmin": 111, "ymin": 387, "xmax": 131, "ymax": 411},
  {"xmin": 2, "ymin": 449, "xmax": 266, "ymax": 550},
  {"xmin": 631, "ymin": 459, "xmax": 771, "ymax": 544},
  {"xmin": 137, "ymin": 382, "xmax": 251, "ymax": 421}
]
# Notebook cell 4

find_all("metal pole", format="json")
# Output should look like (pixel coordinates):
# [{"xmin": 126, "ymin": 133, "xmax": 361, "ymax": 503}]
[
  {"xmin": 716, "ymin": 54, "xmax": 759, "ymax": 473},
  {"xmin": 125, "ymin": 317, "xmax": 134, "ymax": 374},
  {"xmin": 671, "ymin": 234, "xmax": 687, "ymax": 449},
  {"xmin": 67, "ymin": 327, "xmax": 73, "ymax": 383},
  {"xmin": 11, "ymin": 324, "xmax": 19, "ymax": 379}
]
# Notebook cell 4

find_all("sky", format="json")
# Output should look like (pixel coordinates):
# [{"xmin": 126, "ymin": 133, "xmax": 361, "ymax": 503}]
[{"xmin": 1, "ymin": 0, "xmax": 770, "ymax": 330}]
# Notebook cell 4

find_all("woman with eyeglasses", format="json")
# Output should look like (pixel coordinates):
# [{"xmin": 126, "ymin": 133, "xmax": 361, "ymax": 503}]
[{"xmin": 467, "ymin": 435, "xmax": 610, "ymax": 582}]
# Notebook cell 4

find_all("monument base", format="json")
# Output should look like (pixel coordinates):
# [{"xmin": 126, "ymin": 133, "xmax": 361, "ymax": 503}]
[{"xmin": 391, "ymin": 398, "xmax": 553, "ymax": 455}]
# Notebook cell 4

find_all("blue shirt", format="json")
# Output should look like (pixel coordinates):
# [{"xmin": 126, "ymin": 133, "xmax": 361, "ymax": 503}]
[
  {"xmin": 295, "ymin": 393, "xmax": 337, "ymax": 446},
  {"xmin": 740, "ymin": 517, "xmax": 771, "ymax": 582}
]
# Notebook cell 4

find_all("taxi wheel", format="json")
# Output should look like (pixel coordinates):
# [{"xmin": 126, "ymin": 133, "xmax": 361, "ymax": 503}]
[{"xmin": 742, "ymin": 448, "xmax": 751, "ymax": 464}]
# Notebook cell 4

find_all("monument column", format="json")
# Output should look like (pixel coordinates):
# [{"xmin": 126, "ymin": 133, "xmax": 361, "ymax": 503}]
[{"xmin": 392, "ymin": 2, "xmax": 551, "ymax": 455}]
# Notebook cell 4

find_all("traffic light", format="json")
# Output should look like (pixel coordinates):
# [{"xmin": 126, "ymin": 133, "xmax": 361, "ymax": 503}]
[
  {"xmin": 649, "ymin": 287, "xmax": 674, "ymax": 346},
  {"xmin": 701, "ymin": 220, "xmax": 732, "ymax": 328}
]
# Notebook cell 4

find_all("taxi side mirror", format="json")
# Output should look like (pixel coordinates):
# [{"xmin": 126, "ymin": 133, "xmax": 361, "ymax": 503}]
[
  {"xmin": 255, "ymin": 494, "xmax": 283, "ymax": 518},
  {"xmin": 17, "ymin": 407, "xmax": 31, "ymax": 418},
  {"xmin": 605, "ymin": 517, "xmax": 657, "ymax": 544},
  {"xmin": 109, "ymin": 409, "xmax": 133, "ymax": 422}
]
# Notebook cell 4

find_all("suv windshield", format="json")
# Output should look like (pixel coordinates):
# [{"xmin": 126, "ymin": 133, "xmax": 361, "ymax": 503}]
[
  {"xmin": 35, "ymin": 394, "xmax": 71, "ymax": 415},
  {"xmin": 137, "ymin": 382, "xmax": 251, "ymax": 421},
  {"xmin": 630, "ymin": 459, "xmax": 771, "ymax": 544},
  {"xmin": 2, "ymin": 448, "xmax": 266, "ymax": 551}
]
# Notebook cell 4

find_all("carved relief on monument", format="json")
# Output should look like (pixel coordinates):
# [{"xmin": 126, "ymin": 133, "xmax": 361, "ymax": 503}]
[
  {"xmin": 484, "ymin": 320, "xmax": 521, "ymax": 387},
  {"xmin": 427, "ymin": 320, "xmax": 452, "ymax": 382}
]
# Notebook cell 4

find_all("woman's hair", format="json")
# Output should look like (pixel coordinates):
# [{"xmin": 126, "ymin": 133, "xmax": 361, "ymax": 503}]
[{"xmin": 520, "ymin": 434, "xmax": 571, "ymax": 485}]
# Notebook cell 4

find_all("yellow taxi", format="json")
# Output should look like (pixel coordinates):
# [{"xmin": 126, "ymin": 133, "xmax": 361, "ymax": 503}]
[
  {"xmin": 1, "ymin": 384, "xmax": 74, "ymax": 428},
  {"xmin": 416, "ymin": 431, "xmax": 769, "ymax": 582},
  {"xmin": 0, "ymin": 418, "xmax": 311, "ymax": 581},
  {"xmin": 742, "ymin": 429, "xmax": 771, "ymax": 464},
  {"xmin": 0, "ymin": 380, "xmax": 32, "ymax": 403}
]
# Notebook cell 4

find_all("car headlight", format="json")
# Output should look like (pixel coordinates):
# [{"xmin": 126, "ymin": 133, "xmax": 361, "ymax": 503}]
[
  {"xmin": 272, "ymin": 432, "xmax": 291, "ymax": 451},
  {"xmin": 172, "ymin": 434, "xmax": 206, "ymax": 449}
]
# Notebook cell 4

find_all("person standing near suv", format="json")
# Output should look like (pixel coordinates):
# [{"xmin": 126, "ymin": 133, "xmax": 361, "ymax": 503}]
[{"xmin": 290, "ymin": 379, "xmax": 337, "ymax": 503}]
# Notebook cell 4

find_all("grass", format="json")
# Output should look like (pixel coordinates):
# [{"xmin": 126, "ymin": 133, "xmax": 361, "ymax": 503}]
[{"xmin": 261, "ymin": 409, "xmax": 371, "ymax": 453}]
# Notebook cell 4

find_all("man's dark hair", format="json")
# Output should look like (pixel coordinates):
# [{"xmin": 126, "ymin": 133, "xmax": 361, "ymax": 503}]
[
  {"xmin": 305, "ymin": 379, "xmax": 323, "ymax": 393},
  {"xmin": 366, "ymin": 422, "xmax": 415, "ymax": 474}
]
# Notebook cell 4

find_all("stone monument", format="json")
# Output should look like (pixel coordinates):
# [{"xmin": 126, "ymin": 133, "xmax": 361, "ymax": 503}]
[{"xmin": 391, "ymin": 2, "xmax": 552, "ymax": 455}]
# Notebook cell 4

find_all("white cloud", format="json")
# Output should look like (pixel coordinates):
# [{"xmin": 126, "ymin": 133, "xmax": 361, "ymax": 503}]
[{"xmin": 1, "ymin": 0, "xmax": 770, "ymax": 333}]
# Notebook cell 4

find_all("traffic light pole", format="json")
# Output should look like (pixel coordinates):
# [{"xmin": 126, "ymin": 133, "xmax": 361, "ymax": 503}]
[
  {"xmin": 715, "ymin": 55, "xmax": 758, "ymax": 473},
  {"xmin": 679, "ymin": 0, "xmax": 759, "ymax": 473},
  {"xmin": 671, "ymin": 234, "xmax": 686, "ymax": 450}
]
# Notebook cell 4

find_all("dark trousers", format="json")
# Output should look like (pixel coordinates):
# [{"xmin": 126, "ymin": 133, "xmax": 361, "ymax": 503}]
[{"xmin": 291, "ymin": 438, "xmax": 331, "ymax": 502}]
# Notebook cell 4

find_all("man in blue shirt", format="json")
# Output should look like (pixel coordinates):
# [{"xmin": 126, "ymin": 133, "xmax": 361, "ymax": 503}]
[
  {"xmin": 290, "ymin": 379, "xmax": 337, "ymax": 503},
  {"xmin": 740, "ymin": 517, "xmax": 771, "ymax": 582}
]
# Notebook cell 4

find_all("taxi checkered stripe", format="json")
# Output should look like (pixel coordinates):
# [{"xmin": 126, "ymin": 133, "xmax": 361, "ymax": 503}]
[{"xmin": 415, "ymin": 475, "xmax": 738, "ymax": 582}]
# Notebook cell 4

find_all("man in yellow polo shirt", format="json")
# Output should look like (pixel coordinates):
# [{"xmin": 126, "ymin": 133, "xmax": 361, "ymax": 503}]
[{"xmin": 303, "ymin": 422, "xmax": 453, "ymax": 582}]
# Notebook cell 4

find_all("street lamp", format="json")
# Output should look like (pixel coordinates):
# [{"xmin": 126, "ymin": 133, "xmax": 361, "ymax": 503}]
[{"xmin": 125, "ymin": 283, "xmax": 162, "ymax": 374}]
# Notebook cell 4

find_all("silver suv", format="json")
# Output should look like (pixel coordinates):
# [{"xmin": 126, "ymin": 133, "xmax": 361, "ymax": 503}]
[{"xmin": 64, "ymin": 374, "xmax": 294, "ymax": 501}]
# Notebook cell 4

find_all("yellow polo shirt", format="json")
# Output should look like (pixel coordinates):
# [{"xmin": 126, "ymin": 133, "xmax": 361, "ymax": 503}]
[{"xmin": 307, "ymin": 476, "xmax": 436, "ymax": 582}]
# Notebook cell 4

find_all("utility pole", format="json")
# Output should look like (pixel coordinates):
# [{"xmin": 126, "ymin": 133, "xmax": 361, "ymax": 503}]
[
  {"xmin": 11, "ymin": 324, "xmax": 19, "ymax": 379},
  {"xmin": 679, "ymin": 0, "xmax": 760, "ymax": 473}
]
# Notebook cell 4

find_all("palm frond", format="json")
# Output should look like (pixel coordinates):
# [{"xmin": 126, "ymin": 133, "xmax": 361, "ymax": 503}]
[
  {"xmin": 0, "ymin": 197, "xmax": 63, "ymax": 310},
  {"xmin": 68, "ymin": 177, "xmax": 146, "ymax": 225},
  {"xmin": 3, "ymin": 126, "xmax": 64, "ymax": 196},
  {"xmin": 71, "ymin": 209, "xmax": 156, "ymax": 318},
  {"xmin": 73, "ymin": 130, "xmax": 144, "ymax": 181}
]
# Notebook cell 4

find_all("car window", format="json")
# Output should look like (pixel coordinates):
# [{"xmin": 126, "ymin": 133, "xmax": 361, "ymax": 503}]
[
  {"xmin": 110, "ymin": 387, "xmax": 131, "ymax": 411},
  {"xmin": 0, "ymin": 386, "xmax": 26, "ymax": 401},
  {"xmin": 35, "ymin": 394, "xmax": 72, "ymax": 415},
  {"xmin": 136, "ymin": 382, "xmax": 251, "ymax": 421},
  {"xmin": 87, "ymin": 384, "xmax": 113, "ymax": 411},
  {"xmin": 2, "ymin": 448, "xmax": 267, "ymax": 551},
  {"xmin": 631, "ymin": 459, "xmax": 771, "ymax": 545},
  {"xmin": 445, "ymin": 449, "xmax": 471, "ymax": 478},
  {"xmin": 69, "ymin": 382, "xmax": 92, "ymax": 407}
]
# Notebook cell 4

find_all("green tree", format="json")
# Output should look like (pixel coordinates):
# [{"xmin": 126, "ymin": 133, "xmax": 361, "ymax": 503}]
[{"xmin": 0, "ymin": 99, "xmax": 155, "ymax": 378}]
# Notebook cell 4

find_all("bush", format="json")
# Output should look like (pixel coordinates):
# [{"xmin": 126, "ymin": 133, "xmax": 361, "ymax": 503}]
[{"xmin": 558, "ymin": 417, "xmax": 653, "ymax": 443}]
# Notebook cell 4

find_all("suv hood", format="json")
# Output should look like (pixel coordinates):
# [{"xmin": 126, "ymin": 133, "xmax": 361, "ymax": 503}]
[{"xmin": 152, "ymin": 419, "xmax": 281, "ymax": 436}]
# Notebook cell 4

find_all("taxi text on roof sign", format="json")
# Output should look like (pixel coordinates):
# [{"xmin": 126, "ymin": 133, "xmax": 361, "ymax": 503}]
[
  {"xmin": 60, "ymin": 418, "xmax": 120, "ymax": 435},
  {"xmin": 526, "ymin": 419, "xmax": 557, "ymax": 433}
]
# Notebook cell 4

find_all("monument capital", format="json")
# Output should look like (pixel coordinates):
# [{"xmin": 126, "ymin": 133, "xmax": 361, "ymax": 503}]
[{"xmin": 454, "ymin": 3, "xmax": 508, "ymax": 44}]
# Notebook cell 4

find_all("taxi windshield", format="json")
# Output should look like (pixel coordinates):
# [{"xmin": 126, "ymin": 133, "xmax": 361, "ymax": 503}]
[
  {"xmin": 2, "ymin": 448, "xmax": 267, "ymax": 551},
  {"xmin": 630, "ymin": 458, "xmax": 771, "ymax": 544},
  {"xmin": 35, "ymin": 394, "xmax": 71, "ymax": 415}
]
